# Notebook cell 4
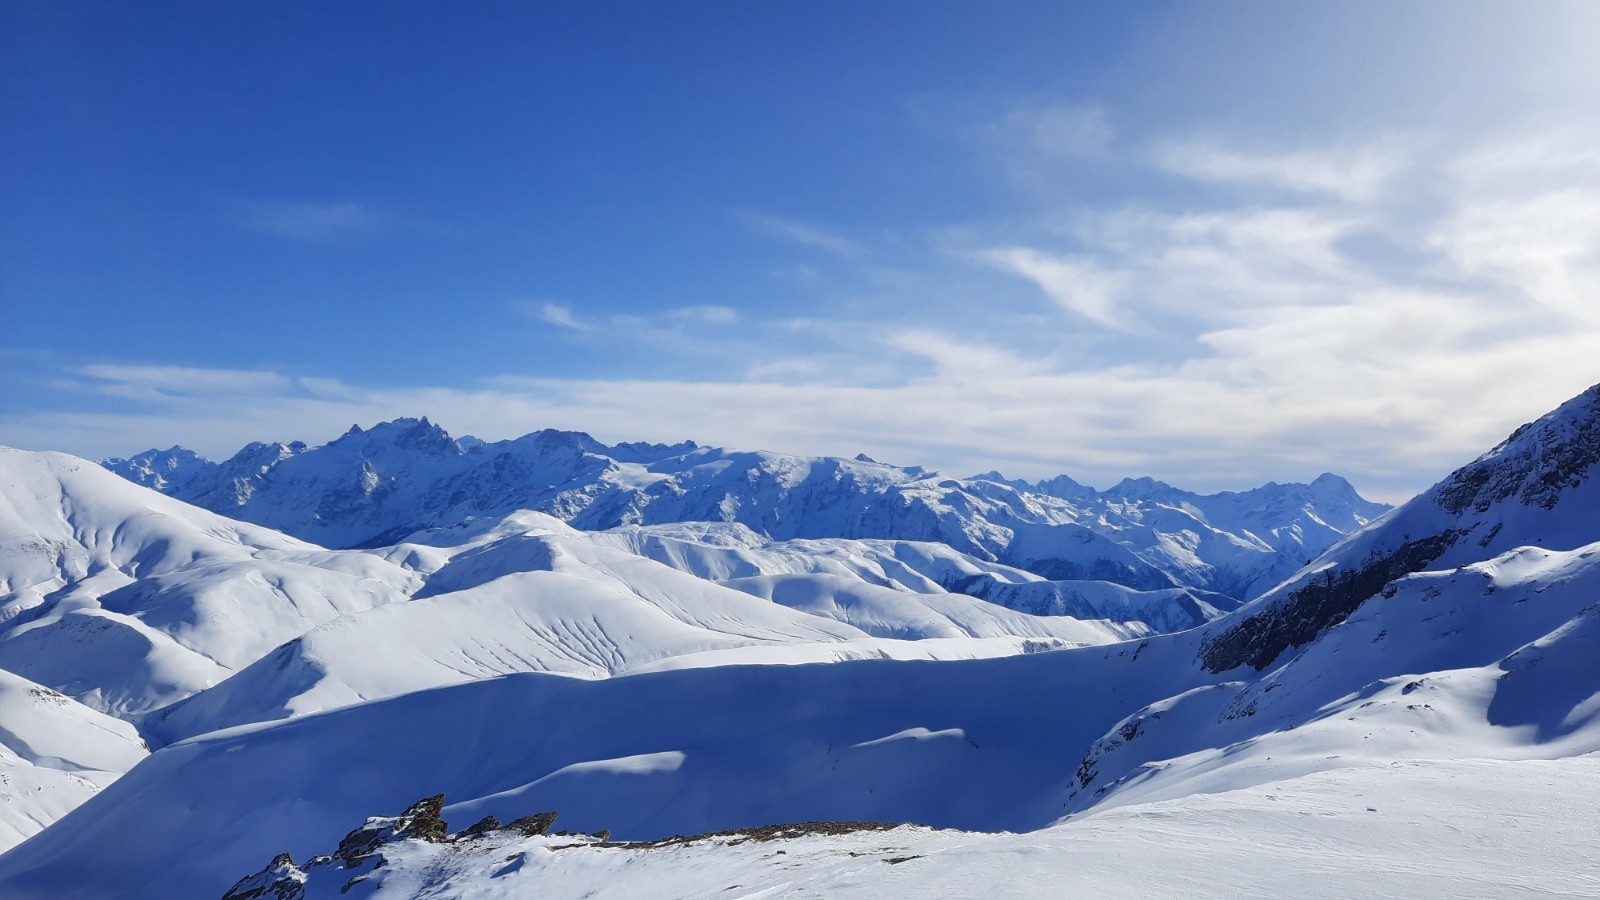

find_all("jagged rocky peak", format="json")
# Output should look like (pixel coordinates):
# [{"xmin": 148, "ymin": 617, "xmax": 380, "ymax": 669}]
[
  {"xmin": 608, "ymin": 438, "xmax": 700, "ymax": 464},
  {"xmin": 224, "ymin": 440, "xmax": 304, "ymax": 472},
  {"xmin": 1103, "ymin": 475, "xmax": 1181, "ymax": 501},
  {"xmin": 335, "ymin": 417, "xmax": 460, "ymax": 457},
  {"xmin": 102, "ymin": 445, "xmax": 215, "ymax": 490},
  {"xmin": 95, "ymin": 416, "xmax": 1389, "ymax": 597},
  {"xmin": 1433, "ymin": 383, "xmax": 1600, "ymax": 516},
  {"xmin": 970, "ymin": 470, "xmax": 1096, "ymax": 501}
]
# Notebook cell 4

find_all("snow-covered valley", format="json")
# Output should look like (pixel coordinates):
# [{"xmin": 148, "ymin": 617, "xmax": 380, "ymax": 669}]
[{"xmin": 0, "ymin": 384, "xmax": 1595, "ymax": 898}]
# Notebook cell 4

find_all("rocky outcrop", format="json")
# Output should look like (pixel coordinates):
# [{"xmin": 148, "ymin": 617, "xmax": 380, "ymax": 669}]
[
  {"xmin": 334, "ymin": 794, "xmax": 449, "ymax": 865},
  {"xmin": 222, "ymin": 794, "xmax": 561, "ymax": 900},
  {"xmin": 1435, "ymin": 384, "xmax": 1600, "ymax": 515},
  {"xmin": 219, "ymin": 853, "xmax": 307, "ymax": 900},
  {"xmin": 1199, "ymin": 530, "xmax": 1466, "ymax": 673},
  {"xmin": 222, "ymin": 794, "xmax": 910, "ymax": 899}
]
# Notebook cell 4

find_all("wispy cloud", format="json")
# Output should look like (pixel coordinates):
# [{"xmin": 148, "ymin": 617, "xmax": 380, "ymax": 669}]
[
  {"xmin": 979, "ymin": 247, "xmax": 1130, "ymax": 330},
  {"xmin": 521, "ymin": 301, "xmax": 592, "ymax": 331},
  {"xmin": 516, "ymin": 300, "xmax": 740, "ymax": 339},
  {"xmin": 11, "ymin": 123, "xmax": 1600, "ymax": 505},
  {"xmin": 737, "ymin": 212, "xmax": 865, "ymax": 256},
  {"xmin": 957, "ymin": 101, "xmax": 1115, "ymax": 189},
  {"xmin": 1152, "ymin": 138, "xmax": 1411, "ymax": 201},
  {"xmin": 237, "ymin": 200, "xmax": 384, "ymax": 242}
]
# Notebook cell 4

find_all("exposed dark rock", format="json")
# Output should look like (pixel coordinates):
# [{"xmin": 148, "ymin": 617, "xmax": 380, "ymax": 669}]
[
  {"xmin": 221, "ymin": 852, "xmax": 307, "ymax": 900},
  {"xmin": 507, "ymin": 811, "xmax": 559, "ymax": 836},
  {"xmin": 1200, "ymin": 530, "xmax": 1466, "ymax": 673},
  {"xmin": 619, "ymin": 820, "xmax": 903, "ymax": 849},
  {"xmin": 1435, "ymin": 385, "xmax": 1600, "ymax": 516},
  {"xmin": 456, "ymin": 815, "xmax": 502, "ymax": 840},
  {"xmin": 335, "ymin": 794, "xmax": 449, "ymax": 865}
]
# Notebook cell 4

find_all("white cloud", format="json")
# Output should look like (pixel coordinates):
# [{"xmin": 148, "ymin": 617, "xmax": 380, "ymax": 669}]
[
  {"xmin": 737, "ymin": 212, "xmax": 865, "ymax": 256},
  {"xmin": 522, "ymin": 301, "xmax": 590, "ymax": 331},
  {"xmin": 239, "ymin": 201, "xmax": 383, "ymax": 242},
  {"xmin": 1153, "ymin": 138, "xmax": 1410, "ymax": 200},
  {"xmin": 664, "ymin": 305, "xmax": 739, "ymax": 325},
  {"xmin": 980, "ymin": 248, "xmax": 1130, "ymax": 329},
  {"xmin": 12, "ymin": 125, "xmax": 1600, "ymax": 505}
]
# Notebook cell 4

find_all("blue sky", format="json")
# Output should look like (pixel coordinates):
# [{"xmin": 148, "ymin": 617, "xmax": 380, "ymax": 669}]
[{"xmin": 4, "ymin": 1, "xmax": 1599, "ymax": 501}]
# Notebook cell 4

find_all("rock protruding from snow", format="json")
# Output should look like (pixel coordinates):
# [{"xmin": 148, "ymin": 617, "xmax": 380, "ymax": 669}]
[
  {"xmin": 1199, "ymin": 381, "xmax": 1600, "ymax": 674},
  {"xmin": 225, "ymin": 797, "xmax": 563, "ymax": 900},
  {"xmin": 218, "ymin": 853, "xmax": 306, "ymax": 900},
  {"xmin": 335, "ymin": 794, "xmax": 449, "ymax": 865},
  {"xmin": 1434, "ymin": 383, "xmax": 1600, "ymax": 515}
]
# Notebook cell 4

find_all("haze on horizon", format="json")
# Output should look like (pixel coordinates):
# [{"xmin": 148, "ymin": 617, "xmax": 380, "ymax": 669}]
[{"xmin": 4, "ymin": 1, "xmax": 1600, "ymax": 504}]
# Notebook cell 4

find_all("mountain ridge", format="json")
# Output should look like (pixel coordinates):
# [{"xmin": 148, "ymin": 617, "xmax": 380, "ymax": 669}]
[{"xmin": 105, "ymin": 420, "xmax": 1391, "ymax": 602}]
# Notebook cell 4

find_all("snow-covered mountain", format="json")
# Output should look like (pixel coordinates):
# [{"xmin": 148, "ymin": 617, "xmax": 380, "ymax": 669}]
[
  {"xmin": 0, "ymin": 447, "xmax": 419, "ymax": 718},
  {"xmin": 3, "ymin": 384, "xmax": 1593, "ymax": 899},
  {"xmin": 105, "ymin": 419, "xmax": 1390, "ymax": 601},
  {"xmin": 3, "ymin": 449, "xmax": 1157, "ymax": 741},
  {"xmin": 0, "ymin": 669, "xmax": 147, "ymax": 850},
  {"xmin": 143, "ymin": 511, "xmax": 1142, "ymax": 748}
]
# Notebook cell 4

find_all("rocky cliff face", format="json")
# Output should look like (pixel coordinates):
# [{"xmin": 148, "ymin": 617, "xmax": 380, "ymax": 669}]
[{"xmin": 1200, "ymin": 383, "xmax": 1600, "ymax": 674}]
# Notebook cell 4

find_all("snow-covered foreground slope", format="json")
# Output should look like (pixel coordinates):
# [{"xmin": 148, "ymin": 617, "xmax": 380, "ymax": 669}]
[
  {"xmin": 107, "ymin": 418, "xmax": 1389, "ymax": 600},
  {"xmin": 4, "ymin": 383, "xmax": 1594, "ymax": 898},
  {"xmin": 232, "ymin": 756, "xmax": 1600, "ymax": 900},
  {"xmin": 0, "ymin": 669, "xmax": 147, "ymax": 851}
]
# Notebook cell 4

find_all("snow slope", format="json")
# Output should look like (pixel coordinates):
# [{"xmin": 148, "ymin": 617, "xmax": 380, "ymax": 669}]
[
  {"xmin": 591, "ymin": 520, "xmax": 1238, "ymax": 631},
  {"xmin": 144, "ymin": 512, "xmax": 1136, "ymax": 746},
  {"xmin": 106, "ymin": 419, "xmax": 1389, "ymax": 599},
  {"xmin": 231, "ymin": 756, "xmax": 1600, "ymax": 899},
  {"xmin": 0, "ymin": 669, "xmax": 147, "ymax": 852},
  {"xmin": 5, "ymin": 383, "xmax": 1594, "ymax": 898},
  {"xmin": 0, "ymin": 448, "xmax": 418, "ymax": 717},
  {"xmin": 3, "ymin": 448, "xmax": 1145, "ymax": 744}
]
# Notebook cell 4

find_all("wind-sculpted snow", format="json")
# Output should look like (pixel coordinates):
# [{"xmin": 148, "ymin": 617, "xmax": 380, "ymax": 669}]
[
  {"xmin": 105, "ymin": 418, "xmax": 1389, "ymax": 600},
  {"xmin": 144, "ymin": 513, "xmax": 1136, "ymax": 746},
  {"xmin": 3, "ymin": 447, "xmax": 1149, "ymax": 745},
  {"xmin": 5, "ymin": 525, "xmax": 1600, "ymax": 898},
  {"xmin": 591, "ymin": 521, "xmax": 1229, "ymax": 631},
  {"xmin": 0, "ymin": 669, "xmax": 147, "ymax": 851},
  {"xmin": 0, "ymin": 449, "xmax": 419, "ymax": 716},
  {"xmin": 4, "ymin": 384, "xmax": 1596, "ymax": 898}
]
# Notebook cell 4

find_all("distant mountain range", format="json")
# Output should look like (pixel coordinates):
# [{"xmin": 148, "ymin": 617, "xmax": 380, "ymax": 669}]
[
  {"xmin": 1, "ymin": 383, "xmax": 1592, "ymax": 898},
  {"xmin": 105, "ymin": 420, "xmax": 1391, "ymax": 602}
]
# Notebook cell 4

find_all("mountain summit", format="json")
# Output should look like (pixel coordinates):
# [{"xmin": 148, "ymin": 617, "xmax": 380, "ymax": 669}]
[{"xmin": 105, "ymin": 423, "xmax": 1390, "ymax": 602}]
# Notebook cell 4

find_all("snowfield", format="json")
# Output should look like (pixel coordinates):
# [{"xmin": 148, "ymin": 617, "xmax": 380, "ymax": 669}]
[
  {"xmin": 226, "ymin": 756, "xmax": 1600, "ymax": 900},
  {"xmin": 0, "ymin": 383, "xmax": 1594, "ymax": 897}
]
